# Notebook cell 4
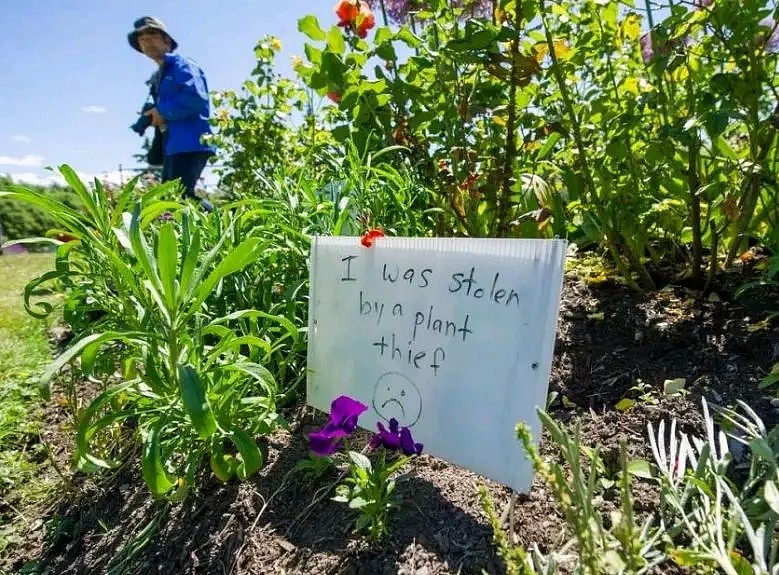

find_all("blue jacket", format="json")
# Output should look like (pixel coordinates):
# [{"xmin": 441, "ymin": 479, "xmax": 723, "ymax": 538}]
[{"xmin": 155, "ymin": 53, "xmax": 216, "ymax": 156}]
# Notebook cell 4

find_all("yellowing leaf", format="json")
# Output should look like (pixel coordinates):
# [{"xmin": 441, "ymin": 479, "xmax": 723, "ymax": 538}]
[
  {"xmin": 669, "ymin": 65, "xmax": 689, "ymax": 83},
  {"xmin": 615, "ymin": 398, "xmax": 635, "ymax": 411},
  {"xmin": 492, "ymin": 115, "xmax": 507, "ymax": 127},
  {"xmin": 747, "ymin": 320, "xmax": 770, "ymax": 333},
  {"xmin": 561, "ymin": 395, "xmax": 576, "ymax": 409},
  {"xmin": 587, "ymin": 311, "xmax": 605, "ymax": 320},
  {"xmin": 622, "ymin": 77, "xmax": 639, "ymax": 95},
  {"xmin": 621, "ymin": 13, "xmax": 643, "ymax": 42},
  {"xmin": 533, "ymin": 40, "xmax": 572, "ymax": 62}
]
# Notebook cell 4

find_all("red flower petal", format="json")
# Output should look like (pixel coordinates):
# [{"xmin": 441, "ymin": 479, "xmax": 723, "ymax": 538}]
[{"xmin": 360, "ymin": 228, "xmax": 384, "ymax": 247}]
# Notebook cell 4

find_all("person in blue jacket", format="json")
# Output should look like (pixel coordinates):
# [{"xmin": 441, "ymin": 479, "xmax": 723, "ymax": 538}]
[{"xmin": 128, "ymin": 16, "xmax": 215, "ymax": 211}]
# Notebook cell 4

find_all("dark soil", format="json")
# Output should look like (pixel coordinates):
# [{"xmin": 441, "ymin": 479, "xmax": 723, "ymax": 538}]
[{"xmin": 5, "ymin": 266, "xmax": 779, "ymax": 575}]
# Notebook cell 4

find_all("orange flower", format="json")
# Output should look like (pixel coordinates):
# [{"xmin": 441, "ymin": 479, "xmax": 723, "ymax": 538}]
[
  {"xmin": 361, "ymin": 228, "xmax": 384, "ymax": 247},
  {"xmin": 356, "ymin": 3, "xmax": 375, "ymax": 38},
  {"xmin": 334, "ymin": 0, "xmax": 375, "ymax": 37},
  {"xmin": 335, "ymin": 0, "xmax": 360, "ymax": 27}
]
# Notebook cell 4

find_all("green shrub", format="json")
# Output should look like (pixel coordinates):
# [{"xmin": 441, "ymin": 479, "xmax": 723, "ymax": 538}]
[{"xmin": 0, "ymin": 176, "xmax": 82, "ymax": 248}]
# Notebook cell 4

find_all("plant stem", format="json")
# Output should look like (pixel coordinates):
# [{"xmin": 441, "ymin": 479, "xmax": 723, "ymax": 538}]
[
  {"xmin": 539, "ymin": 0, "xmax": 651, "ymax": 291},
  {"xmin": 496, "ymin": 0, "xmax": 522, "ymax": 237}
]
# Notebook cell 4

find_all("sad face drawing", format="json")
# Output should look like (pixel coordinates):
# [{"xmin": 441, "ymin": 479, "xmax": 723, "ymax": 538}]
[{"xmin": 372, "ymin": 371, "xmax": 423, "ymax": 427}]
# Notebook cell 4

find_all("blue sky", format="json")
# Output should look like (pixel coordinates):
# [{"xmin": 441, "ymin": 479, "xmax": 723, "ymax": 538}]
[{"xmin": 0, "ymin": 0, "xmax": 337, "ymax": 189}]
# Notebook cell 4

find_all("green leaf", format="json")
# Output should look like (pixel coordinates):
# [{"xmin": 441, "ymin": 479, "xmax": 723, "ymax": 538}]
[
  {"xmin": 58, "ymin": 164, "xmax": 102, "ymax": 229},
  {"xmin": 626, "ymin": 459, "xmax": 654, "ymax": 479},
  {"xmin": 40, "ymin": 331, "xmax": 143, "ymax": 400},
  {"xmin": 229, "ymin": 428, "xmax": 263, "ymax": 480},
  {"xmin": 156, "ymin": 223, "xmax": 179, "ymax": 312},
  {"xmin": 75, "ymin": 382, "xmax": 136, "ymax": 469},
  {"xmin": 128, "ymin": 204, "xmax": 163, "ymax": 297},
  {"xmin": 764, "ymin": 479, "xmax": 779, "ymax": 515},
  {"xmin": 670, "ymin": 548, "xmax": 707, "ymax": 567},
  {"xmin": 186, "ymin": 238, "xmax": 264, "ymax": 318},
  {"xmin": 208, "ymin": 309, "xmax": 300, "ymax": 344},
  {"xmin": 23, "ymin": 270, "xmax": 61, "ymax": 319},
  {"xmin": 348, "ymin": 496, "xmax": 369, "ymax": 509},
  {"xmin": 178, "ymin": 364, "xmax": 217, "ymax": 440},
  {"xmin": 535, "ymin": 132, "xmax": 562, "ymax": 160},
  {"xmin": 749, "ymin": 438, "xmax": 775, "ymax": 462},
  {"xmin": 396, "ymin": 26, "xmax": 420, "ymax": 48},
  {"xmin": 141, "ymin": 419, "xmax": 177, "ymax": 497},
  {"xmin": 298, "ymin": 15, "xmax": 327, "ymax": 41},
  {"xmin": 663, "ymin": 378, "xmax": 686, "ymax": 395},
  {"xmin": 614, "ymin": 398, "xmax": 635, "ymax": 411},
  {"xmin": 327, "ymin": 26, "xmax": 346, "ymax": 55},
  {"xmin": 348, "ymin": 451, "xmax": 372, "ymax": 471},
  {"xmin": 178, "ymin": 227, "xmax": 201, "ymax": 300}
]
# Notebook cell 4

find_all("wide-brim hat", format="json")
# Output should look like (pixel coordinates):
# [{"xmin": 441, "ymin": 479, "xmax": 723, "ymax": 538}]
[{"xmin": 128, "ymin": 16, "xmax": 178, "ymax": 53}]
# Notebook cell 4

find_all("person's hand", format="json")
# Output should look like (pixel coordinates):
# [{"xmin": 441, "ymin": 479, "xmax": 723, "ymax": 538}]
[{"xmin": 144, "ymin": 107, "xmax": 165, "ymax": 127}]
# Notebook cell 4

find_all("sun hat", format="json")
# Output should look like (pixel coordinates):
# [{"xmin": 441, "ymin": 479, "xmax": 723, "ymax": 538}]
[{"xmin": 128, "ymin": 16, "xmax": 178, "ymax": 52}]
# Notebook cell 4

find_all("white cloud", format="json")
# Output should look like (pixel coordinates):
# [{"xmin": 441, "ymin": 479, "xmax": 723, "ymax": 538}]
[
  {"xmin": 5, "ymin": 169, "xmax": 126, "ymax": 188},
  {"xmin": 82, "ymin": 105, "xmax": 107, "ymax": 114},
  {"xmin": 4, "ymin": 172, "xmax": 57, "ymax": 186},
  {"xmin": 0, "ymin": 154, "xmax": 44, "ymax": 167},
  {"xmin": 12, "ymin": 134, "xmax": 31, "ymax": 143}
]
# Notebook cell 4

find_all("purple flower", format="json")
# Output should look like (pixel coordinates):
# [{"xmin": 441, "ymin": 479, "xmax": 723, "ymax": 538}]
[
  {"xmin": 307, "ymin": 395, "xmax": 368, "ymax": 457},
  {"xmin": 758, "ymin": 17, "xmax": 779, "ymax": 54},
  {"xmin": 329, "ymin": 395, "xmax": 368, "ymax": 433},
  {"xmin": 370, "ymin": 418, "xmax": 423, "ymax": 456},
  {"xmin": 365, "ymin": 0, "xmax": 492, "ymax": 25},
  {"xmin": 639, "ymin": 32, "xmax": 654, "ymax": 63},
  {"xmin": 694, "ymin": 0, "xmax": 713, "ymax": 8}
]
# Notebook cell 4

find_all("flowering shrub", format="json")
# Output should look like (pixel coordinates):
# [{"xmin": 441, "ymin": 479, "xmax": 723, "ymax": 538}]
[{"xmin": 305, "ymin": 395, "xmax": 423, "ymax": 540}]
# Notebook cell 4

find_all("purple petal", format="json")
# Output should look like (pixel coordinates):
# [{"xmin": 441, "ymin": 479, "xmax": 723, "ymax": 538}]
[
  {"xmin": 308, "ymin": 430, "xmax": 340, "ymax": 457},
  {"xmin": 399, "ymin": 427, "xmax": 421, "ymax": 456},
  {"xmin": 759, "ymin": 17, "xmax": 779, "ymax": 54},
  {"xmin": 388, "ymin": 418, "xmax": 399, "ymax": 435},
  {"xmin": 639, "ymin": 33, "xmax": 654, "ymax": 64},
  {"xmin": 374, "ymin": 422, "xmax": 401, "ymax": 451},
  {"xmin": 321, "ymin": 421, "xmax": 349, "ymax": 439},
  {"xmin": 329, "ymin": 395, "xmax": 368, "ymax": 433}
]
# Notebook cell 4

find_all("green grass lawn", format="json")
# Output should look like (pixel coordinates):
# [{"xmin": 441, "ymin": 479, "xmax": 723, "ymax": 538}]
[{"xmin": 0, "ymin": 253, "xmax": 58, "ymax": 558}]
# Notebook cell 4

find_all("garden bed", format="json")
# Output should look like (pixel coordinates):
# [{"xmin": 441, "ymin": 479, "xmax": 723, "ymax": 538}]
[{"xmin": 11, "ymin": 266, "xmax": 779, "ymax": 575}]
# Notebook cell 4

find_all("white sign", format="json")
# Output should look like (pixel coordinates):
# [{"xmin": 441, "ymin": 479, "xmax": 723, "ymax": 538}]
[{"xmin": 306, "ymin": 236, "xmax": 566, "ymax": 491}]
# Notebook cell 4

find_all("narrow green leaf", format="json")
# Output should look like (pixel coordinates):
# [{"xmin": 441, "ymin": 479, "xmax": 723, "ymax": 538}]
[
  {"xmin": 128, "ymin": 204, "xmax": 163, "ymax": 294},
  {"xmin": 186, "ymin": 238, "xmax": 263, "ymax": 317},
  {"xmin": 208, "ymin": 309, "xmax": 300, "ymax": 344},
  {"xmin": 141, "ymin": 419, "xmax": 177, "ymax": 497},
  {"xmin": 75, "ymin": 382, "xmax": 136, "ymax": 469},
  {"xmin": 58, "ymin": 164, "xmax": 102, "ymax": 228},
  {"xmin": 764, "ymin": 479, "xmax": 779, "ymax": 515},
  {"xmin": 178, "ymin": 364, "xmax": 217, "ymax": 440},
  {"xmin": 156, "ymin": 223, "xmax": 179, "ymax": 312},
  {"xmin": 179, "ymin": 227, "xmax": 201, "ymax": 299},
  {"xmin": 40, "ymin": 332, "xmax": 143, "ymax": 400},
  {"xmin": 536, "ymin": 132, "xmax": 562, "ymax": 160},
  {"xmin": 23, "ymin": 270, "xmax": 62, "ymax": 319}
]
